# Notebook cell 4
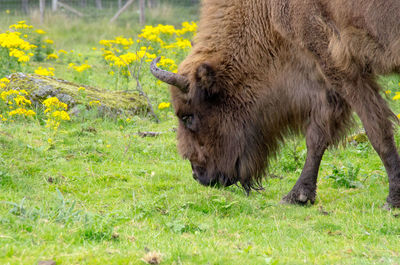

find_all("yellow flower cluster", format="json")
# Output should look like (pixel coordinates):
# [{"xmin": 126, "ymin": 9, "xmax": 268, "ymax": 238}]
[
  {"xmin": 138, "ymin": 24, "xmax": 175, "ymax": 44},
  {"xmin": 156, "ymin": 57, "xmax": 177, "ymax": 73},
  {"xmin": 89, "ymin": 100, "xmax": 100, "ymax": 107},
  {"xmin": 35, "ymin": 29, "xmax": 46, "ymax": 35},
  {"xmin": 2, "ymin": 21, "xmax": 39, "ymax": 63},
  {"xmin": 13, "ymin": 94, "xmax": 31, "ymax": 106},
  {"xmin": 138, "ymin": 22, "xmax": 196, "ymax": 49},
  {"xmin": 1, "ymin": 89, "xmax": 29, "ymax": 102},
  {"xmin": 52, "ymin": 110, "xmax": 70, "ymax": 120},
  {"xmin": 46, "ymin": 53, "xmax": 58, "ymax": 60},
  {"xmin": 68, "ymin": 63, "xmax": 92, "ymax": 73},
  {"xmin": 158, "ymin": 102, "xmax": 171, "ymax": 110},
  {"xmin": 103, "ymin": 50, "xmax": 157, "ymax": 67},
  {"xmin": 35, "ymin": 66, "xmax": 55, "ymax": 76},
  {"xmin": 8, "ymin": 108, "xmax": 35, "ymax": 117},
  {"xmin": 9, "ymin": 21, "xmax": 34, "ymax": 30},
  {"xmin": 0, "ymin": 88, "xmax": 36, "ymax": 119},
  {"xmin": 176, "ymin": 22, "xmax": 197, "ymax": 36},
  {"xmin": 0, "ymin": 77, "xmax": 10, "ymax": 89},
  {"xmin": 0, "ymin": 31, "xmax": 36, "ymax": 62},
  {"xmin": 43, "ymin": 97, "xmax": 68, "ymax": 110},
  {"xmin": 43, "ymin": 97, "xmax": 70, "ymax": 131},
  {"xmin": 98, "ymin": 22, "xmax": 196, "ymax": 81},
  {"xmin": 163, "ymin": 38, "xmax": 192, "ymax": 50},
  {"xmin": 1, "ymin": 20, "xmax": 58, "ymax": 70},
  {"xmin": 99, "ymin": 36, "xmax": 134, "ymax": 48},
  {"xmin": 100, "ymin": 36, "xmax": 157, "ymax": 69}
]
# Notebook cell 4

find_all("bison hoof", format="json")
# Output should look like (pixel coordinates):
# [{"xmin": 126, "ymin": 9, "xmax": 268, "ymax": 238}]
[
  {"xmin": 281, "ymin": 188, "xmax": 316, "ymax": 205},
  {"xmin": 385, "ymin": 196, "xmax": 400, "ymax": 209}
]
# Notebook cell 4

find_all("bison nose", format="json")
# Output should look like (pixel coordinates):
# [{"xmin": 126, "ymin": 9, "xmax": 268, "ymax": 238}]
[
  {"xmin": 191, "ymin": 163, "xmax": 209, "ymax": 185},
  {"xmin": 192, "ymin": 164, "xmax": 205, "ymax": 179}
]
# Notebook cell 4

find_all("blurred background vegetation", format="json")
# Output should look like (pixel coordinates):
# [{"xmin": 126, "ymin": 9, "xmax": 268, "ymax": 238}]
[
  {"xmin": 0, "ymin": 0, "xmax": 200, "ymax": 22},
  {"xmin": 0, "ymin": 0, "xmax": 201, "ymax": 124}
]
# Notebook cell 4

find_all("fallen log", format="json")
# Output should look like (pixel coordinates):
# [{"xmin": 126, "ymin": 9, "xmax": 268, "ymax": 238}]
[{"xmin": 5, "ymin": 73, "xmax": 149, "ymax": 117}]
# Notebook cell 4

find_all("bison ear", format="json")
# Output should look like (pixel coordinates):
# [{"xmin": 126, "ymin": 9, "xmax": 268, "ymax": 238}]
[{"xmin": 195, "ymin": 63, "xmax": 219, "ymax": 97}]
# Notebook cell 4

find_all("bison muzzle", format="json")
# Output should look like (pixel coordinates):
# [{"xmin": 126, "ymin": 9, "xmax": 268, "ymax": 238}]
[{"xmin": 151, "ymin": 0, "xmax": 400, "ymax": 208}]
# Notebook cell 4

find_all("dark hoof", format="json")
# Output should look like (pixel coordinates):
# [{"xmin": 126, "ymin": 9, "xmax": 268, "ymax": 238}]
[
  {"xmin": 281, "ymin": 188, "xmax": 316, "ymax": 205},
  {"xmin": 385, "ymin": 196, "xmax": 400, "ymax": 209}
]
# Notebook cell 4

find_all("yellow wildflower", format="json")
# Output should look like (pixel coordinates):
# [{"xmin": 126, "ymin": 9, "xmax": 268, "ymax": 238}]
[
  {"xmin": 72, "ymin": 63, "xmax": 91, "ymax": 72},
  {"xmin": 0, "ymin": 77, "xmax": 10, "ymax": 84},
  {"xmin": 13, "ymin": 94, "xmax": 31, "ymax": 106},
  {"xmin": 43, "ymin": 97, "xmax": 68, "ymax": 110},
  {"xmin": 8, "ymin": 108, "xmax": 35, "ymax": 117},
  {"xmin": 35, "ymin": 67, "xmax": 55, "ymax": 76},
  {"xmin": 35, "ymin": 29, "xmax": 46, "ymax": 35},
  {"xmin": 0, "ymin": 77, "xmax": 10, "ymax": 89},
  {"xmin": 46, "ymin": 53, "xmax": 58, "ymax": 60},
  {"xmin": 89, "ymin": 100, "xmax": 100, "ymax": 107},
  {"xmin": 52, "ymin": 110, "xmax": 70, "ymax": 121},
  {"xmin": 158, "ymin": 102, "xmax": 171, "ymax": 110},
  {"xmin": 393, "ymin": 92, "xmax": 400, "ymax": 101}
]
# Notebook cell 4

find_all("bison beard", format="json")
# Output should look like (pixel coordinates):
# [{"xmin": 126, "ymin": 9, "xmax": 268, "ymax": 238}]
[{"xmin": 151, "ymin": 0, "xmax": 400, "ymax": 208}]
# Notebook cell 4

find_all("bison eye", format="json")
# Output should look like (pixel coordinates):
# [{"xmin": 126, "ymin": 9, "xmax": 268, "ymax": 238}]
[{"xmin": 181, "ymin": 115, "xmax": 194, "ymax": 129}]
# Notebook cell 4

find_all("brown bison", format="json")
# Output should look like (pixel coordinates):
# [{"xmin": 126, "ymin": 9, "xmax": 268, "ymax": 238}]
[{"xmin": 151, "ymin": 0, "xmax": 400, "ymax": 207}]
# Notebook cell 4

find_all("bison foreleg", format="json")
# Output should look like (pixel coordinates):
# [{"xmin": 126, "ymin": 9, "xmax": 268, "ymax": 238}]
[{"xmin": 282, "ymin": 124, "xmax": 328, "ymax": 205}]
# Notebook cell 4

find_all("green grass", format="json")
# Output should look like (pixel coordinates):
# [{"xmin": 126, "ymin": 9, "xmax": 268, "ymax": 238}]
[
  {"xmin": 2, "ymin": 114, "xmax": 400, "ymax": 264},
  {"xmin": 1, "ymin": 7, "xmax": 400, "ymax": 265}
]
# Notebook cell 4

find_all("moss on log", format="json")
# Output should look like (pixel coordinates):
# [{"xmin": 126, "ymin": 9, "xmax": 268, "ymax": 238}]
[{"xmin": 5, "ymin": 73, "xmax": 149, "ymax": 116}]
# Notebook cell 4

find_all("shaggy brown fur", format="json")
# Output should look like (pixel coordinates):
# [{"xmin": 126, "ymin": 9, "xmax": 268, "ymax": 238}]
[{"xmin": 151, "ymin": 0, "xmax": 400, "ymax": 207}]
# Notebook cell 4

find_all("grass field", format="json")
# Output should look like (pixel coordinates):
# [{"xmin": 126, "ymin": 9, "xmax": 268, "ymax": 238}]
[{"xmin": 1, "ymin": 5, "xmax": 400, "ymax": 265}]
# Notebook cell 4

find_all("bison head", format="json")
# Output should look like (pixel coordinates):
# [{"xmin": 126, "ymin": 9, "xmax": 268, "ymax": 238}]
[{"xmin": 151, "ymin": 57, "xmax": 267, "ymax": 192}]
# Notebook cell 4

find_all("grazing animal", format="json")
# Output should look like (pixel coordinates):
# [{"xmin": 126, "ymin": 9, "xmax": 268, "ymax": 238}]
[{"xmin": 151, "ymin": 0, "xmax": 400, "ymax": 207}]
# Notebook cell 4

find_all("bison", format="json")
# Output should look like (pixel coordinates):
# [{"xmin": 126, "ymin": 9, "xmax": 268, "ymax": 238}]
[{"xmin": 151, "ymin": 0, "xmax": 400, "ymax": 208}]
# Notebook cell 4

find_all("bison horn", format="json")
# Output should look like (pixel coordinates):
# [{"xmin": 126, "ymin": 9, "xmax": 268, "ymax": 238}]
[{"xmin": 150, "ymin": 57, "xmax": 189, "ymax": 93}]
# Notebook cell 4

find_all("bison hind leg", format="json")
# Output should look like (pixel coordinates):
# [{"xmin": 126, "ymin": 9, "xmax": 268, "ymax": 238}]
[{"xmin": 282, "ymin": 90, "xmax": 352, "ymax": 205}]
